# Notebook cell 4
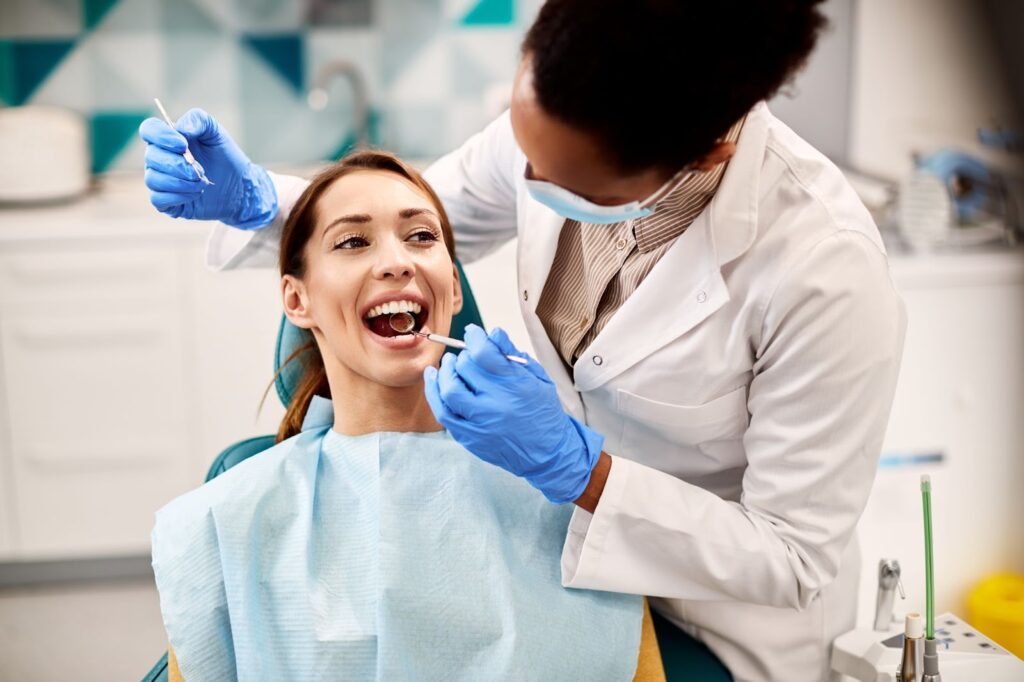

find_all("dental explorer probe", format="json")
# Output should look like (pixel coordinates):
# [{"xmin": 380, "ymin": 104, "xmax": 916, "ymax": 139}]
[
  {"xmin": 388, "ymin": 313, "xmax": 529, "ymax": 365},
  {"xmin": 153, "ymin": 98, "xmax": 214, "ymax": 185}
]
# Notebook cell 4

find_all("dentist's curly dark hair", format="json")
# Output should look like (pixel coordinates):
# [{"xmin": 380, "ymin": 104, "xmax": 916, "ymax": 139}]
[{"xmin": 521, "ymin": 0, "xmax": 828, "ymax": 173}]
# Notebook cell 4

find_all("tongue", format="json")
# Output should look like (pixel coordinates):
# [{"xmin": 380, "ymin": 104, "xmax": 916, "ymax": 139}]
[{"xmin": 368, "ymin": 315, "xmax": 403, "ymax": 337}]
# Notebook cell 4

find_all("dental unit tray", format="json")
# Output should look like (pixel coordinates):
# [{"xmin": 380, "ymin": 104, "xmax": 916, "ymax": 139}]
[{"xmin": 831, "ymin": 612, "xmax": 1024, "ymax": 681}]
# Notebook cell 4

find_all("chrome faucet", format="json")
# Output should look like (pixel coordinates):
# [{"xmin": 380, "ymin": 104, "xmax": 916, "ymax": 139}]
[
  {"xmin": 308, "ymin": 60, "xmax": 370, "ymax": 150},
  {"xmin": 875, "ymin": 558, "xmax": 905, "ymax": 631}
]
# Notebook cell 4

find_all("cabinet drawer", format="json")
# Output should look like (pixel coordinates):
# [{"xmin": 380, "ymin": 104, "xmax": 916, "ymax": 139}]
[
  {"xmin": 0, "ymin": 247, "xmax": 179, "ymax": 314},
  {"xmin": 0, "ymin": 309, "xmax": 194, "ymax": 557}
]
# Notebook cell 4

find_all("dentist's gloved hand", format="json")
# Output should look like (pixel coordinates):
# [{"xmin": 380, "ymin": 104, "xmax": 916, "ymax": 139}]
[
  {"xmin": 423, "ymin": 324, "xmax": 604, "ymax": 504},
  {"xmin": 138, "ymin": 108, "xmax": 277, "ymax": 228}
]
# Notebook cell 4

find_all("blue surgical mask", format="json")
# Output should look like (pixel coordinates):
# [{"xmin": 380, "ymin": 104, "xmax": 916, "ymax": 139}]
[{"xmin": 524, "ymin": 163, "xmax": 692, "ymax": 224}]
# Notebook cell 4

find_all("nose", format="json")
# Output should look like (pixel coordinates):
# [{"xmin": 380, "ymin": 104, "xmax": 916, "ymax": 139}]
[{"xmin": 371, "ymin": 236, "xmax": 415, "ymax": 281}]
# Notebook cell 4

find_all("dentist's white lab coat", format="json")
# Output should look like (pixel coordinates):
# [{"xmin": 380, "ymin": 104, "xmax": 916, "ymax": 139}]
[{"xmin": 206, "ymin": 102, "xmax": 906, "ymax": 682}]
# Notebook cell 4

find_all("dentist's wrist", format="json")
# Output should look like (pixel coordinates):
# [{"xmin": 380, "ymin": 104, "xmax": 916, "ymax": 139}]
[
  {"xmin": 574, "ymin": 451, "xmax": 611, "ymax": 514},
  {"xmin": 228, "ymin": 163, "xmax": 279, "ymax": 230}
]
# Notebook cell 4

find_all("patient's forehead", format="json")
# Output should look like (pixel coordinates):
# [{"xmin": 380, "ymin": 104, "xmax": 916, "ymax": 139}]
[{"xmin": 316, "ymin": 170, "xmax": 435, "ymax": 232}]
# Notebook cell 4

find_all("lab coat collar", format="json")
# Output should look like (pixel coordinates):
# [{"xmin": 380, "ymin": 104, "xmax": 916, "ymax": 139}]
[
  {"xmin": 301, "ymin": 395, "xmax": 334, "ymax": 431},
  {"xmin": 707, "ymin": 101, "xmax": 768, "ymax": 268}
]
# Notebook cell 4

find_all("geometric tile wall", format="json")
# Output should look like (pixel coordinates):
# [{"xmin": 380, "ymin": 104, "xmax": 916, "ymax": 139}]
[{"xmin": 0, "ymin": 0, "xmax": 540, "ymax": 172}]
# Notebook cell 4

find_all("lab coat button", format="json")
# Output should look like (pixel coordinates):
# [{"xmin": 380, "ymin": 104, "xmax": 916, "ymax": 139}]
[
  {"xmin": 592, "ymin": 355, "xmax": 604, "ymax": 366},
  {"xmin": 697, "ymin": 290, "xmax": 707, "ymax": 303},
  {"xmin": 523, "ymin": 289, "xmax": 529, "ymax": 301}
]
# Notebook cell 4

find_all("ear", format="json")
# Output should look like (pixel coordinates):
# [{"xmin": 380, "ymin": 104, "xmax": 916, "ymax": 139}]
[
  {"xmin": 451, "ymin": 262, "xmax": 464, "ymax": 316},
  {"xmin": 282, "ymin": 274, "xmax": 316, "ymax": 330},
  {"xmin": 691, "ymin": 141, "xmax": 737, "ymax": 172}
]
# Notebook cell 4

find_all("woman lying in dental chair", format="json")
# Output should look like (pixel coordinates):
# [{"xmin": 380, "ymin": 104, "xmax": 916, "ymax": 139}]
[{"xmin": 151, "ymin": 151, "xmax": 664, "ymax": 681}]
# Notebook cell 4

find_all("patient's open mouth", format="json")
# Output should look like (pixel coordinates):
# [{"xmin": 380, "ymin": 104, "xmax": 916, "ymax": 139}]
[{"xmin": 364, "ymin": 300, "xmax": 428, "ymax": 338}]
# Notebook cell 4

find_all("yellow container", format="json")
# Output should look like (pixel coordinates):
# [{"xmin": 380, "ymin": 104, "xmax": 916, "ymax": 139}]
[{"xmin": 967, "ymin": 574, "xmax": 1024, "ymax": 657}]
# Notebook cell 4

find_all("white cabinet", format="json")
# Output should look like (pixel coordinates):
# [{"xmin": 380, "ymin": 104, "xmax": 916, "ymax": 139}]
[
  {"xmin": 856, "ymin": 248, "xmax": 1024, "ymax": 622},
  {"xmin": 0, "ymin": 188, "xmax": 285, "ymax": 559}
]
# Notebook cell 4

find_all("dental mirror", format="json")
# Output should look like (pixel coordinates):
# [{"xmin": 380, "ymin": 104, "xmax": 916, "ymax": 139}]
[{"xmin": 388, "ymin": 312, "xmax": 416, "ymax": 334}]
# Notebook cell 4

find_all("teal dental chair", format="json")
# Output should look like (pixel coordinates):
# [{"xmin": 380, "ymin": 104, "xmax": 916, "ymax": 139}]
[{"xmin": 141, "ymin": 260, "xmax": 730, "ymax": 682}]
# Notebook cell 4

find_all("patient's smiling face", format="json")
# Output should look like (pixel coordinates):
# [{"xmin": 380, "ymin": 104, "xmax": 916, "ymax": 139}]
[{"xmin": 282, "ymin": 169, "xmax": 462, "ymax": 391}]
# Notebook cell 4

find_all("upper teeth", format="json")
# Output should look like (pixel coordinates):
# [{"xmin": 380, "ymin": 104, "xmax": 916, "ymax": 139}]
[{"xmin": 366, "ymin": 300, "xmax": 423, "ymax": 318}]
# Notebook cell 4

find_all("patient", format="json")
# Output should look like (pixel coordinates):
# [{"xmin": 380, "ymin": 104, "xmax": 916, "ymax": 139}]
[{"xmin": 151, "ymin": 151, "xmax": 663, "ymax": 681}]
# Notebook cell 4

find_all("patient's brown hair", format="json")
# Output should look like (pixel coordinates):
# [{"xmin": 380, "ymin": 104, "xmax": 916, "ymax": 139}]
[{"xmin": 273, "ymin": 151, "xmax": 456, "ymax": 443}]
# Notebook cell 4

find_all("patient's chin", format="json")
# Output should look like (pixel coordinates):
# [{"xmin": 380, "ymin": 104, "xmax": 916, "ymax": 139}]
[{"xmin": 368, "ymin": 357, "xmax": 436, "ymax": 389}]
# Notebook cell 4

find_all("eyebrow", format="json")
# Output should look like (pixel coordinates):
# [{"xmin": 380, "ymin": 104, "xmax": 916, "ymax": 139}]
[{"xmin": 322, "ymin": 208, "xmax": 439, "ymax": 239}]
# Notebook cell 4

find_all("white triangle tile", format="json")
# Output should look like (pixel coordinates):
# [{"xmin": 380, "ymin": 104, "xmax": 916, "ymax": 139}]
[
  {"xmin": 168, "ymin": 41, "xmax": 241, "ymax": 129},
  {"xmin": 0, "ymin": 0, "xmax": 81, "ymax": 39},
  {"xmin": 91, "ymin": 0, "xmax": 161, "ymax": 32},
  {"xmin": 450, "ymin": 30, "xmax": 521, "ymax": 82},
  {"xmin": 443, "ymin": 0, "xmax": 479, "ymax": 22},
  {"xmin": 446, "ymin": 98, "xmax": 488, "ymax": 147},
  {"xmin": 183, "ymin": 0, "xmax": 232, "ymax": 31},
  {"xmin": 385, "ymin": 39, "xmax": 451, "ymax": 106},
  {"xmin": 164, "ymin": 30, "xmax": 226, "ymax": 99},
  {"xmin": 88, "ymin": 33, "xmax": 166, "ymax": 108},
  {"xmin": 238, "ymin": 47, "xmax": 322, "ymax": 163},
  {"xmin": 306, "ymin": 28, "xmax": 383, "ymax": 101}
]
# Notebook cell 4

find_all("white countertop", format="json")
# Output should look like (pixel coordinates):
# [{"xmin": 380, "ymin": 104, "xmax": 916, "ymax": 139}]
[{"xmin": 0, "ymin": 173, "xmax": 203, "ymax": 244}]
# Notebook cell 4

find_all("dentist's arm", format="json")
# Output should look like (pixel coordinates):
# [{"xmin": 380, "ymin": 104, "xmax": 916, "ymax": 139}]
[
  {"xmin": 560, "ymin": 232, "xmax": 906, "ymax": 608},
  {"xmin": 427, "ymin": 232, "xmax": 906, "ymax": 609}
]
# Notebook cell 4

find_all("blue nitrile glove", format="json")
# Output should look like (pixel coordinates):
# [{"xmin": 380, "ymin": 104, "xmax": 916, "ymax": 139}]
[
  {"xmin": 138, "ymin": 108, "xmax": 277, "ymax": 228},
  {"xmin": 423, "ymin": 324, "xmax": 604, "ymax": 504}
]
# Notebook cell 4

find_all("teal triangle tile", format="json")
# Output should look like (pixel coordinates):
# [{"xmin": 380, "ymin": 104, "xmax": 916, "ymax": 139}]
[
  {"xmin": 241, "ymin": 34, "xmax": 304, "ymax": 94},
  {"xmin": 91, "ymin": 110, "xmax": 148, "ymax": 173},
  {"xmin": 84, "ymin": 0, "xmax": 120, "ymax": 30},
  {"xmin": 460, "ymin": 0, "xmax": 515, "ymax": 26},
  {"xmin": 0, "ymin": 39, "xmax": 76, "ymax": 106},
  {"xmin": 0, "ymin": 42, "xmax": 12, "ymax": 106}
]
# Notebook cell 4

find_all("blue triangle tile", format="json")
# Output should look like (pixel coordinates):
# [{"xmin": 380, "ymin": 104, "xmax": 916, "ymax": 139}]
[
  {"xmin": 460, "ymin": 0, "xmax": 515, "ymax": 26},
  {"xmin": 0, "ymin": 39, "xmax": 77, "ymax": 106},
  {"xmin": 241, "ymin": 34, "xmax": 304, "ymax": 95},
  {"xmin": 91, "ymin": 111, "xmax": 148, "ymax": 173},
  {"xmin": 84, "ymin": 0, "xmax": 120, "ymax": 30}
]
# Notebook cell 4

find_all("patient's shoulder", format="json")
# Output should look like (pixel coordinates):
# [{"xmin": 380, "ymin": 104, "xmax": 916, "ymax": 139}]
[{"xmin": 153, "ymin": 430, "xmax": 319, "ymax": 533}]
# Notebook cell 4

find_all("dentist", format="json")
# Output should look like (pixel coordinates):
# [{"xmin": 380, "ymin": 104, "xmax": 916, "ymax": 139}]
[{"xmin": 139, "ymin": 1, "xmax": 905, "ymax": 680}]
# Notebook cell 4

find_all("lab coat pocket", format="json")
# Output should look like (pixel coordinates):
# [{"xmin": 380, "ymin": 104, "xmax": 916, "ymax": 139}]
[{"xmin": 616, "ymin": 386, "xmax": 750, "ymax": 470}]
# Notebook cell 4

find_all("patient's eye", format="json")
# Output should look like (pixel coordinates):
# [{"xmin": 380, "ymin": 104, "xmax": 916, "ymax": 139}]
[
  {"xmin": 408, "ymin": 228, "xmax": 439, "ymax": 244},
  {"xmin": 333, "ymin": 234, "xmax": 369, "ymax": 250}
]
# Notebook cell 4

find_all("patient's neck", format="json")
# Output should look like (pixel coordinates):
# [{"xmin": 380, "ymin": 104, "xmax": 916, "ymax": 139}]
[{"xmin": 327, "ymin": 370, "xmax": 442, "ymax": 436}]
